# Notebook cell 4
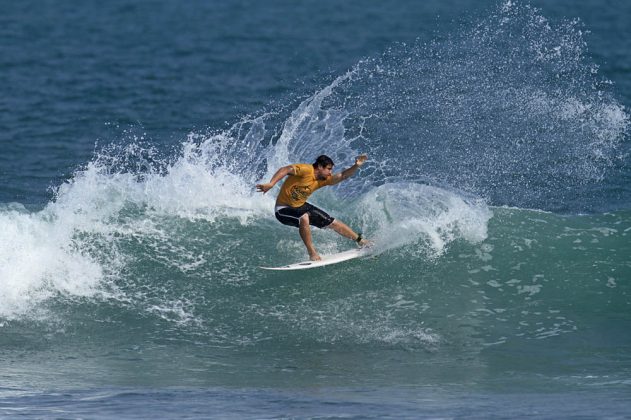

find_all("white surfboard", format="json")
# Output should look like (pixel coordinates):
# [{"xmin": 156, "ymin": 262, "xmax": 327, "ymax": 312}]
[{"xmin": 260, "ymin": 248, "xmax": 370, "ymax": 271}]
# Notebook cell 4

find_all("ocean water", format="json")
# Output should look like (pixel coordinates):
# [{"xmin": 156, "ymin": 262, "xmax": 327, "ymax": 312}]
[{"xmin": 1, "ymin": 0, "xmax": 630, "ymax": 418}]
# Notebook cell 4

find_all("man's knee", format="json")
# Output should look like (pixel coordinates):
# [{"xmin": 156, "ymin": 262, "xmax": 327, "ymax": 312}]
[{"xmin": 299, "ymin": 213, "xmax": 310, "ymax": 225}]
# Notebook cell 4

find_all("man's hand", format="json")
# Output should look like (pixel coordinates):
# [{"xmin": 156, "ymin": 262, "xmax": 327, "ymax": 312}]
[
  {"xmin": 355, "ymin": 154, "xmax": 368, "ymax": 166},
  {"xmin": 256, "ymin": 183, "xmax": 274, "ymax": 194},
  {"xmin": 255, "ymin": 165, "xmax": 295, "ymax": 194},
  {"xmin": 330, "ymin": 154, "xmax": 369, "ymax": 186}
]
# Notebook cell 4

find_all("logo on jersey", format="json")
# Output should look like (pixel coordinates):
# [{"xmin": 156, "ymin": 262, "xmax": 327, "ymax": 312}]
[{"xmin": 290, "ymin": 185, "xmax": 312, "ymax": 201}]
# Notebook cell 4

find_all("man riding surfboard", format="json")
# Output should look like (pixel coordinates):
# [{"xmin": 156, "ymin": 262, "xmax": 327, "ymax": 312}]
[{"xmin": 256, "ymin": 154, "xmax": 370, "ymax": 261}]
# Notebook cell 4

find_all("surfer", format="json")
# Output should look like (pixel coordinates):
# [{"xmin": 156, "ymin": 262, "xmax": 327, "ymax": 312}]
[{"xmin": 256, "ymin": 154, "xmax": 370, "ymax": 261}]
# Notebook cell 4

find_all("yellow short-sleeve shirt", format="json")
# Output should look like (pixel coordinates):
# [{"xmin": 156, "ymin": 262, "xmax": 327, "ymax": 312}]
[{"xmin": 276, "ymin": 163, "xmax": 334, "ymax": 207}]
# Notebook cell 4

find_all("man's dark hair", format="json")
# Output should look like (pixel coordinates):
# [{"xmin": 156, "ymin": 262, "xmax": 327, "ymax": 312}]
[{"xmin": 313, "ymin": 155, "xmax": 334, "ymax": 168}]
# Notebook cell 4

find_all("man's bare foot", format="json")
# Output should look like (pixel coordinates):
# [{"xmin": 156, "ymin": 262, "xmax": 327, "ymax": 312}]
[
  {"xmin": 358, "ymin": 238, "xmax": 373, "ymax": 248},
  {"xmin": 309, "ymin": 253, "xmax": 322, "ymax": 261}
]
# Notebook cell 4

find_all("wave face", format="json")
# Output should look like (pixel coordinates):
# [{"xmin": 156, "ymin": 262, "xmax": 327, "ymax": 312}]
[{"xmin": 0, "ymin": 1, "xmax": 630, "ymax": 393}]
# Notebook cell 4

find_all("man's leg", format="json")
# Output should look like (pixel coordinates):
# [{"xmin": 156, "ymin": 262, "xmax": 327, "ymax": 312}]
[
  {"xmin": 299, "ymin": 213, "xmax": 321, "ymax": 261},
  {"xmin": 328, "ymin": 219, "xmax": 369, "ymax": 246}
]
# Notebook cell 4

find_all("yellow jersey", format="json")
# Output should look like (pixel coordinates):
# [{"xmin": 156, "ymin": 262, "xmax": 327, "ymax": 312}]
[{"xmin": 276, "ymin": 163, "xmax": 334, "ymax": 207}]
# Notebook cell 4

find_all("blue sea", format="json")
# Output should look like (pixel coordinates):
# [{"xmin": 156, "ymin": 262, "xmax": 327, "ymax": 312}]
[{"xmin": 1, "ymin": 0, "xmax": 630, "ymax": 418}]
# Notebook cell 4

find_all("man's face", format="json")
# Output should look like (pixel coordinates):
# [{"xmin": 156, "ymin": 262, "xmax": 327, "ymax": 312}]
[{"xmin": 315, "ymin": 164, "xmax": 333, "ymax": 180}]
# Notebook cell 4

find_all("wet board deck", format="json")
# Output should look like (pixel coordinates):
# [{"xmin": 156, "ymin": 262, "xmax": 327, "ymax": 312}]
[{"xmin": 260, "ymin": 248, "xmax": 370, "ymax": 271}]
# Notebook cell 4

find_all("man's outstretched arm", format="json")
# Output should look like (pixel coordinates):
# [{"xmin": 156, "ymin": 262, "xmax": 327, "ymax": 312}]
[
  {"xmin": 256, "ymin": 165, "xmax": 295, "ymax": 193},
  {"xmin": 330, "ymin": 154, "xmax": 368, "ymax": 185}
]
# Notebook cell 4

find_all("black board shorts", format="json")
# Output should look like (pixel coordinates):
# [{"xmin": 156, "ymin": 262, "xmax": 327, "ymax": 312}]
[{"xmin": 275, "ymin": 203, "xmax": 335, "ymax": 229}]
